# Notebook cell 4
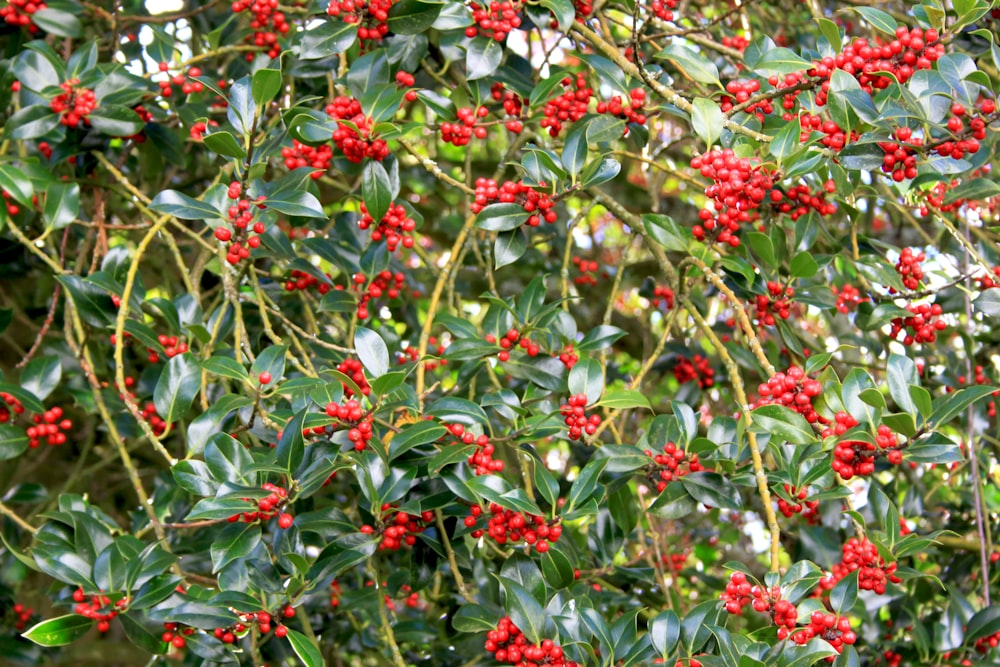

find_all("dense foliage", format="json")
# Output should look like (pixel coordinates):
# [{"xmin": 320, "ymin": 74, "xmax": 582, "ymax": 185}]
[{"xmin": 1, "ymin": 0, "xmax": 1000, "ymax": 665}]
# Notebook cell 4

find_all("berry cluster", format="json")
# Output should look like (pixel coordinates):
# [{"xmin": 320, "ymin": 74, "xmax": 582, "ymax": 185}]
[
  {"xmin": 351, "ymin": 270, "xmax": 406, "ymax": 320},
  {"xmin": 799, "ymin": 112, "xmax": 856, "ymax": 150},
  {"xmin": 0, "ymin": 392, "xmax": 24, "ymax": 423},
  {"xmin": 216, "ymin": 181, "xmax": 267, "ymax": 265},
  {"xmin": 485, "ymin": 328, "xmax": 540, "ymax": 363},
  {"xmin": 472, "ymin": 178, "xmax": 557, "ymax": 227},
  {"xmin": 649, "ymin": 0, "xmax": 676, "ymax": 22},
  {"xmin": 540, "ymin": 75, "xmax": 593, "ymax": 137},
  {"xmin": 337, "ymin": 358, "xmax": 371, "ymax": 397},
  {"xmin": 975, "ymin": 630, "xmax": 1000, "ymax": 654},
  {"xmin": 227, "ymin": 482, "xmax": 293, "ymax": 528},
  {"xmin": 8, "ymin": 602, "xmax": 34, "ymax": 631},
  {"xmin": 485, "ymin": 617, "xmax": 578, "ymax": 667},
  {"xmin": 1, "ymin": 0, "xmax": 47, "ymax": 32},
  {"xmin": 651, "ymin": 285, "xmax": 675, "ymax": 310},
  {"xmin": 789, "ymin": 611, "xmax": 856, "ymax": 657},
  {"xmin": 661, "ymin": 549, "xmax": 688, "ymax": 572},
  {"xmin": 691, "ymin": 149, "xmax": 774, "ymax": 247},
  {"xmin": 557, "ymin": 344, "xmax": 578, "ymax": 370},
  {"xmin": 446, "ymin": 423, "xmax": 503, "ymax": 475},
  {"xmin": 831, "ymin": 422, "xmax": 904, "ymax": 480},
  {"xmin": 892, "ymin": 248, "xmax": 925, "ymax": 292},
  {"xmin": 327, "ymin": 0, "xmax": 393, "ymax": 41},
  {"xmin": 888, "ymin": 302, "xmax": 946, "ymax": 346},
  {"xmin": 753, "ymin": 281, "xmax": 795, "ymax": 326},
  {"xmin": 326, "ymin": 96, "xmax": 389, "ymax": 163},
  {"xmin": 720, "ymin": 79, "xmax": 772, "ymax": 121},
  {"xmin": 560, "ymin": 393, "xmax": 601, "ymax": 440},
  {"xmin": 769, "ymin": 181, "xmax": 837, "ymax": 220},
  {"xmin": 50, "ymin": 79, "xmax": 97, "ymax": 128},
  {"xmin": 284, "ymin": 269, "xmax": 333, "ymax": 294},
  {"xmin": 673, "ymin": 354, "xmax": 715, "ymax": 389},
  {"xmin": 72, "ymin": 588, "xmax": 126, "ymax": 633},
  {"xmin": 281, "ymin": 140, "xmax": 333, "ymax": 179},
  {"xmin": 821, "ymin": 537, "xmax": 902, "ymax": 595},
  {"xmin": 140, "ymin": 401, "xmax": 168, "ymax": 436},
  {"xmin": 324, "ymin": 398, "xmax": 373, "ymax": 450},
  {"xmin": 466, "ymin": 503, "xmax": 562, "ymax": 553},
  {"xmin": 721, "ymin": 573, "xmax": 799, "ymax": 637},
  {"xmin": 935, "ymin": 102, "xmax": 986, "ymax": 161},
  {"xmin": 150, "ymin": 334, "xmax": 189, "ymax": 363},
  {"xmin": 189, "ymin": 119, "xmax": 219, "ymax": 141},
  {"xmin": 878, "ymin": 128, "xmax": 920, "ymax": 182},
  {"xmin": 595, "ymin": 88, "xmax": 648, "ymax": 127},
  {"xmin": 360, "ymin": 504, "xmax": 434, "ymax": 550},
  {"xmin": 810, "ymin": 27, "xmax": 943, "ymax": 103},
  {"xmin": 358, "ymin": 201, "xmax": 416, "ymax": 251},
  {"xmin": 643, "ymin": 442, "xmax": 705, "ymax": 492},
  {"xmin": 572, "ymin": 256, "xmax": 601, "ymax": 286},
  {"xmin": 490, "ymin": 83, "xmax": 527, "ymax": 134},
  {"xmin": 753, "ymin": 366, "xmax": 824, "ymax": 424},
  {"xmin": 211, "ymin": 605, "xmax": 295, "ymax": 643},
  {"xmin": 231, "ymin": 0, "xmax": 289, "ymax": 59},
  {"xmin": 832, "ymin": 284, "xmax": 866, "ymax": 314},
  {"xmin": 156, "ymin": 64, "xmax": 205, "ymax": 98},
  {"xmin": 440, "ymin": 105, "xmax": 489, "ymax": 146},
  {"xmin": 161, "ymin": 622, "xmax": 196, "ymax": 649},
  {"xmin": 465, "ymin": 0, "xmax": 522, "ymax": 41},
  {"xmin": 26, "ymin": 406, "xmax": 72, "ymax": 448},
  {"xmin": 776, "ymin": 484, "xmax": 819, "ymax": 521},
  {"xmin": 2, "ymin": 190, "xmax": 21, "ymax": 216}
]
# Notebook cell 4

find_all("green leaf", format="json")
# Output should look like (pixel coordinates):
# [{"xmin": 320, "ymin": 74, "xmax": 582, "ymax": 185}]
[
  {"xmin": 20, "ymin": 355, "xmax": 62, "ymax": 401},
  {"xmin": 568, "ymin": 358, "xmax": 604, "ymax": 405},
  {"xmin": 387, "ymin": 0, "xmax": 442, "ymax": 34},
  {"xmin": 0, "ymin": 164, "xmax": 34, "ymax": 207},
  {"xmin": 300, "ymin": 18, "xmax": 357, "ymax": 60},
  {"xmin": 118, "ymin": 613, "xmax": 167, "ymax": 655},
  {"xmin": 88, "ymin": 104, "xmax": 145, "ymax": 137},
  {"xmin": 745, "ymin": 231, "xmax": 775, "ymax": 266},
  {"xmin": 540, "ymin": 0, "xmax": 574, "ymax": 30},
  {"xmin": 389, "ymin": 421, "xmax": 447, "ymax": 460},
  {"xmin": 5, "ymin": 105, "xmax": 61, "ymax": 140},
  {"xmin": 227, "ymin": 76, "xmax": 255, "ymax": 136},
  {"xmin": 186, "ymin": 395, "xmax": 253, "ymax": 456},
  {"xmin": 830, "ymin": 570, "xmax": 858, "ymax": 614},
  {"xmin": 541, "ymin": 547, "xmax": 574, "ymax": 588},
  {"xmin": 597, "ymin": 389, "xmax": 651, "ymax": 410},
  {"xmin": 886, "ymin": 353, "xmax": 918, "ymax": 416},
  {"xmin": 362, "ymin": 160, "xmax": 393, "ymax": 223},
  {"xmin": 22, "ymin": 614, "xmax": 94, "ymax": 646},
  {"xmin": 853, "ymin": 6, "xmax": 898, "ymax": 35},
  {"xmin": 943, "ymin": 178, "xmax": 1000, "ymax": 204},
  {"xmin": 680, "ymin": 471, "xmax": 743, "ymax": 510},
  {"xmin": 30, "ymin": 7, "xmax": 82, "ymax": 37},
  {"xmin": 494, "ymin": 229, "xmax": 527, "ymax": 269},
  {"xmin": 252, "ymin": 68, "xmax": 282, "ymax": 106},
  {"xmin": 203, "ymin": 131, "xmax": 247, "ymax": 159},
  {"xmin": 655, "ymin": 43, "xmax": 720, "ymax": 86},
  {"xmin": 277, "ymin": 410, "xmax": 306, "ymax": 474},
  {"xmin": 355, "ymin": 326, "xmax": 389, "ymax": 378},
  {"xmin": 751, "ymin": 404, "xmax": 816, "ymax": 444},
  {"xmin": 466, "ymin": 36, "xmax": 503, "ymax": 80},
  {"xmin": 56, "ymin": 275, "xmax": 117, "ymax": 328},
  {"xmin": 562, "ymin": 122, "xmax": 588, "ymax": 177},
  {"xmin": 210, "ymin": 522, "xmax": 261, "ymax": 573},
  {"xmin": 205, "ymin": 433, "xmax": 254, "ymax": 485},
  {"xmin": 929, "ymin": 385, "xmax": 998, "ymax": 427},
  {"xmin": 149, "ymin": 190, "xmax": 224, "ymax": 221},
  {"xmin": 567, "ymin": 457, "xmax": 607, "ymax": 512},
  {"xmin": 251, "ymin": 344, "xmax": 288, "ymax": 388},
  {"xmin": 0, "ymin": 424, "xmax": 30, "ymax": 460},
  {"xmin": 790, "ymin": 251, "xmax": 819, "ymax": 278},
  {"xmin": 690, "ymin": 97, "xmax": 723, "ymax": 147},
  {"xmin": 153, "ymin": 353, "xmax": 201, "ymax": 424},
  {"xmin": 43, "ymin": 182, "xmax": 80, "ymax": 229},
  {"xmin": 499, "ymin": 579, "xmax": 545, "ymax": 645},
  {"xmin": 770, "ymin": 116, "xmax": 801, "ymax": 162},
  {"xmin": 266, "ymin": 191, "xmax": 327, "ymax": 218},
  {"xmin": 202, "ymin": 356, "xmax": 250, "ymax": 382},
  {"xmin": 476, "ymin": 203, "xmax": 529, "ymax": 231},
  {"xmin": 427, "ymin": 397, "xmax": 489, "ymax": 425},
  {"xmin": 642, "ymin": 214, "xmax": 691, "ymax": 253},
  {"xmin": 755, "ymin": 47, "xmax": 813, "ymax": 75},
  {"xmin": 649, "ymin": 610, "xmax": 680, "ymax": 657},
  {"xmin": 453, "ymin": 604, "xmax": 499, "ymax": 632}
]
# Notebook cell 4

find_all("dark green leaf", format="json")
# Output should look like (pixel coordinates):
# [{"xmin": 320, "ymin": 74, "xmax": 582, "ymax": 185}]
[
  {"xmin": 355, "ymin": 326, "xmax": 389, "ymax": 378},
  {"xmin": 568, "ymin": 358, "xmax": 603, "ymax": 405},
  {"xmin": 252, "ymin": 68, "xmax": 282, "ymax": 106},
  {"xmin": 362, "ymin": 160, "xmax": 393, "ymax": 223},
  {"xmin": 0, "ymin": 424, "xmax": 30, "ymax": 460},
  {"xmin": 499, "ymin": 579, "xmax": 545, "ymax": 644},
  {"xmin": 476, "ymin": 203, "xmax": 529, "ymax": 231},
  {"xmin": 57, "ymin": 275, "xmax": 117, "ymax": 328},
  {"xmin": 466, "ymin": 36, "xmax": 503, "ymax": 80},
  {"xmin": 680, "ymin": 471, "xmax": 743, "ymax": 510},
  {"xmin": 301, "ymin": 18, "xmax": 357, "ymax": 60},
  {"xmin": 150, "ymin": 190, "xmax": 224, "ymax": 221},
  {"xmin": 495, "ymin": 229, "xmax": 527, "ymax": 269},
  {"xmin": 251, "ymin": 344, "xmax": 288, "ymax": 388},
  {"xmin": 22, "ymin": 614, "xmax": 94, "ymax": 646},
  {"xmin": 387, "ymin": 0, "xmax": 442, "ymax": 34},
  {"xmin": 153, "ymin": 353, "xmax": 200, "ymax": 424},
  {"xmin": 389, "ymin": 421, "xmax": 446, "ymax": 461},
  {"xmin": 20, "ymin": 355, "xmax": 61, "ymax": 401},
  {"xmin": 43, "ymin": 182, "xmax": 80, "ymax": 229},
  {"xmin": 752, "ymin": 404, "xmax": 816, "ymax": 444}
]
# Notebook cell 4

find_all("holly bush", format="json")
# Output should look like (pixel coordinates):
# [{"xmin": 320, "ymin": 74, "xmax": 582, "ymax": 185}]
[{"xmin": 1, "ymin": 0, "xmax": 1000, "ymax": 665}]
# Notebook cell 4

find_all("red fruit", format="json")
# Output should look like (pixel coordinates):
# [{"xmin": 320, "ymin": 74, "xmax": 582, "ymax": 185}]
[
  {"xmin": 278, "ymin": 513, "xmax": 294, "ymax": 529},
  {"xmin": 275, "ymin": 625, "xmax": 288, "ymax": 638},
  {"xmin": 258, "ymin": 372, "xmax": 272, "ymax": 385}
]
